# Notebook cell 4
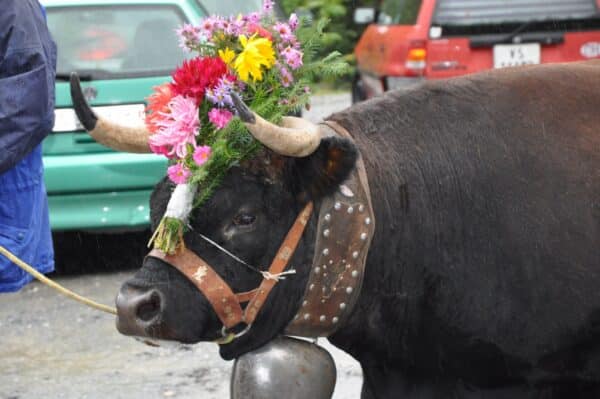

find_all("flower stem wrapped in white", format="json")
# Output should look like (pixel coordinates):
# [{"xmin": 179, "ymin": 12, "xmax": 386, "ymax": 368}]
[{"xmin": 148, "ymin": 183, "xmax": 197, "ymax": 254}]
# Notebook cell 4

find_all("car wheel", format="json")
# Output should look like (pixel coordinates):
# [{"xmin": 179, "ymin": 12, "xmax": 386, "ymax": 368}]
[{"xmin": 352, "ymin": 74, "xmax": 367, "ymax": 104}]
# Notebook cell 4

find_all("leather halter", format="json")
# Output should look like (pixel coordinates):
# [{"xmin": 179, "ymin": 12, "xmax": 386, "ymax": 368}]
[
  {"xmin": 147, "ymin": 202, "xmax": 313, "ymax": 332},
  {"xmin": 147, "ymin": 121, "xmax": 375, "ymax": 341}
]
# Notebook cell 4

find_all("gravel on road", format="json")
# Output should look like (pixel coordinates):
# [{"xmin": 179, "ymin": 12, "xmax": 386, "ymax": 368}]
[{"xmin": 0, "ymin": 92, "xmax": 363, "ymax": 399}]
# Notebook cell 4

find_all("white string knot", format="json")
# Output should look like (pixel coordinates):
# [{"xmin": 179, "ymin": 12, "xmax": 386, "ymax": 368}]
[{"xmin": 261, "ymin": 269, "xmax": 297, "ymax": 281}]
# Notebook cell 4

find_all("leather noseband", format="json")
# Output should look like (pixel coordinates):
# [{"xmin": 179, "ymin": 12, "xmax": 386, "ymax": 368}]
[{"xmin": 147, "ymin": 202, "xmax": 313, "ymax": 336}]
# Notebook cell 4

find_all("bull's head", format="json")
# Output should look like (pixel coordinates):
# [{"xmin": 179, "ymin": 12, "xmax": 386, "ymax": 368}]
[{"xmin": 70, "ymin": 74, "xmax": 358, "ymax": 359}]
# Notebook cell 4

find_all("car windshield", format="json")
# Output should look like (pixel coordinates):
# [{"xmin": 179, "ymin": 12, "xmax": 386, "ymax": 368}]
[
  {"xmin": 433, "ymin": 0, "xmax": 599, "ymax": 26},
  {"xmin": 377, "ymin": 0, "xmax": 422, "ymax": 25},
  {"xmin": 199, "ymin": 0, "xmax": 263, "ymax": 15},
  {"xmin": 47, "ymin": 5, "xmax": 190, "ymax": 80}
]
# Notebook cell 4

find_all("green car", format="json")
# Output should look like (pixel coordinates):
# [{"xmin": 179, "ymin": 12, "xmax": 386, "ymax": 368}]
[
  {"xmin": 42, "ymin": 0, "xmax": 208, "ymax": 232},
  {"xmin": 41, "ymin": 0, "xmax": 208, "ymax": 232}
]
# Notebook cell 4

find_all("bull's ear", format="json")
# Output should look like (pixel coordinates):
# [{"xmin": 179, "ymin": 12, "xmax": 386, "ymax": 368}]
[{"xmin": 289, "ymin": 136, "xmax": 358, "ymax": 199}]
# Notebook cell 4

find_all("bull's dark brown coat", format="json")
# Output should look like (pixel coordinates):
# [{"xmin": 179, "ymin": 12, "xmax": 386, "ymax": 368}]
[
  {"xmin": 118, "ymin": 61, "xmax": 599, "ymax": 398},
  {"xmin": 328, "ymin": 60, "xmax": 600, "ymax": 398}
]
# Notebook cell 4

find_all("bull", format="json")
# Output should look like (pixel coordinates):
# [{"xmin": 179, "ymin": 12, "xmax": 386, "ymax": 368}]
[{"xmin": 70, "ymin": 60, "xmax": 599, "ymax": 398}]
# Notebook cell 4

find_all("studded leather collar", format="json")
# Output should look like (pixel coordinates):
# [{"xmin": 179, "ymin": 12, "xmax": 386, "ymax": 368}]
[
  {"xmin": 285, "ymin": 121, "xmax": 375, "ymax": 337},
  {"xmin": 148, "ymin": 122, "xmax": 375, "ymax": 342}
]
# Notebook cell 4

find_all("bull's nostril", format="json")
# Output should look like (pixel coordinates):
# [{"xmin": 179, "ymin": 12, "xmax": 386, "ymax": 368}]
[{"xmin": 136, "ymin": 291, "xmax": 162, "ymax": 322}]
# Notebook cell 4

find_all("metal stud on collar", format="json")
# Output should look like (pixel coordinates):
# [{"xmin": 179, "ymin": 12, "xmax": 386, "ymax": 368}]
[
  {"xmin": 285, "ymin": 126, "xmax": 375, "ymax": 338},
  {"xmin": 286, "ymin": 196, "xmax": 373, "ymax": 337}
]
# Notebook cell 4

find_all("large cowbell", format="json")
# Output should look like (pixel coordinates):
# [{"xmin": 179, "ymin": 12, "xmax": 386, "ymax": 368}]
[{"xmin": 230, "ymin": 336, "xmax": 336, "ymax": 399}]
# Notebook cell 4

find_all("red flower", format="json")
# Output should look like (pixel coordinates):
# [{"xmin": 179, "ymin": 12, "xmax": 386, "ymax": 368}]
[
  {"xmin": 170, "ymin": 57, "xmax": 232, "ymax": 105},
  {"xmin": 145, "ymin": 83, "xmax": 174, "ymax": 133},
  {"xmin": 247, "ymin": 24, "xmax": 273, "ymax": 41}
]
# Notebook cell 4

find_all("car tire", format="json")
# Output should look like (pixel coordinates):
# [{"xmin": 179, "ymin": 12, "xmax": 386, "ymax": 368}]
[
  {"xmin": 351, "ymin": 74, "xmax": 367, "ymax": 104},
  {"xmin": 52, "ymin": 230, "xmax": 150, "ymax": 274}
]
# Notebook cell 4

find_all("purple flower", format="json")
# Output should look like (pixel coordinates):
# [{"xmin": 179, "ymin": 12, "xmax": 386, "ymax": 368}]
[
  {"xmin": 206, "ymin": 77, "xmax": 235, "ymax": 108},
  {"xmin": 167, "ymin": 163, "xmax": 191, "ymax": 184}
]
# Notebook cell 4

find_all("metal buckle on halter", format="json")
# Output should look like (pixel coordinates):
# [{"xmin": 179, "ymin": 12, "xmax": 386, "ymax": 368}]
[{"xmin": 216, "ymin": 323, "xmax": 253, "ymax": 345}]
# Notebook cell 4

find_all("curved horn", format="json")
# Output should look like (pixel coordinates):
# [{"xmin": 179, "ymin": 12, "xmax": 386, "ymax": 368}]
[
  {"xmin": 232, "ymin": 92, "xmax": 321, "ymax": 157},
  {"xmin": 70, "ymin": 73, "xmax": 152, "ymax": 153}
]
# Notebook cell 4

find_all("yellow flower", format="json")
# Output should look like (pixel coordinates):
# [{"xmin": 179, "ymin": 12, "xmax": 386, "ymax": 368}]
[
  {"xmin": 218, "ymin": 48, "xmax": 236, "ymax": 66},
  {"xmin": 234, "ymin": 34, "xmax": 276, "ymax": 82}
]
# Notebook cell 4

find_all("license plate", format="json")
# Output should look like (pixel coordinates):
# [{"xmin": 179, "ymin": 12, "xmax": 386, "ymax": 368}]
[
  {"xmin": 493, "ymin": 43, "xmax": 541, "ymax": 69},
  {"xmin": 53, "ymin": 104, "xmax": 146, "ymax": 133}
]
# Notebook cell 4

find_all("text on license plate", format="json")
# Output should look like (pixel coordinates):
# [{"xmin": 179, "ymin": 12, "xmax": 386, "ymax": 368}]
[
  {"xmin": 493, "ymin": 43, "xmax": 541, "ymax": 69},
  {"xmin": 53, "ymin": 104, "xmax": 145, "ymax": 133}
]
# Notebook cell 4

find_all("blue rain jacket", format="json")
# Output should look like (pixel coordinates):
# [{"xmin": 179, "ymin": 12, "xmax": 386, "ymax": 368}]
[{"xmin": 0, "ymin": 0, "xmax": 57, "ymax": 292}]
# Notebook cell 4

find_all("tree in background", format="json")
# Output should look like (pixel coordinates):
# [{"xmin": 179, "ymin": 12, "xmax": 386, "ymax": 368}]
[{"xmin": 281, "ymin": 0, "xmax": 377, "ymax": 84}]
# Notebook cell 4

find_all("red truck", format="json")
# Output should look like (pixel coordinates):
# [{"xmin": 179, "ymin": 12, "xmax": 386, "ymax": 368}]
[{"xmin": 353, "ymin": 0, "xmax": 600, "ymax": 102}]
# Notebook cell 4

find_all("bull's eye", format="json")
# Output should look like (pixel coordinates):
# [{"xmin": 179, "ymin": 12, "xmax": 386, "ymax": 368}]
[{"xmin": 233, "ymin": 213, "xmax": 256, "ymax": 226}]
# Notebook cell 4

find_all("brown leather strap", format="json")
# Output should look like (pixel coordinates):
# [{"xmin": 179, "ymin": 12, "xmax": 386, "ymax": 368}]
[
  {"xmin": 235, "ymin": 289, "xmax": 258, "ymax": 303},
  {"xmin": 243, "ymin": 202, "xmax": 313, "ymax": 324},
  {"xmin": 147, "ymin": 201, "xmax": 313, "ymax": 331},
  {"xmin": 147, "ymin": 249, "xmax": 244, "ymax": 328},
  {"xmin": 285, "ymin": 122, "xmax": 375, "ymax": 337}
]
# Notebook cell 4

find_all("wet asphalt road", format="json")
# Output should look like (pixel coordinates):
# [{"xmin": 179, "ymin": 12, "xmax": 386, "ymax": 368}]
[{"xmin": 0, "ymin": 93, "xmax": 365, "ymax": 399}]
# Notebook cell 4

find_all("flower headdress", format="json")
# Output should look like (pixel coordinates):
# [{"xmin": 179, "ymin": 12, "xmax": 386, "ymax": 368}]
[{"xmin": 147, "ymin": 1, "xmax": 349, "ymax": 254}]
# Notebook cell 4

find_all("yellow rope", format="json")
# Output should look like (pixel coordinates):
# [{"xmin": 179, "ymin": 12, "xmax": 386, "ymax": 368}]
[{"xmin": 0, "ymin": 245, "xmax": 117, "ymax": 315}]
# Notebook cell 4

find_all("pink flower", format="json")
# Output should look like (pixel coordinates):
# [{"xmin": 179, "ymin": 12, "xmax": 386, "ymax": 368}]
[
  {"xmin": 149, "ymin": 143, "xmax": 172, "ymax": 158},
  {"xmin": 165, "ymin": 95, "xmax": 200, "ymax": 132},
  {"xmin": 274, "ymin": 22, "xmax": 295, "ymax": 43},
  {"xmin": 213, "ymin": 15, "xmax": 225, "ymax": 30},
  {"xmin": 278, "ymin": 64, "xmax": 293, "ymax": 87},
  {"xmin": 262, "ymin": 0, "xmax": 274, "ymax": 15},
  {"xmin": 167, "ymin": 163, "xmax": 191, "ymax": 184},
  {"xmin": 288, "ymin": 13, "xmax": 299, "ymax": 31},
  {"xmin": 176, "ymin": 23, "xmax": 201, "ymax": 52},
  {"xmin": 199, "ymin": 16, "xmax": 219, "ymax": 39},
  {"xmin": 208, "ymin": 108, "xmax": 233, "ymax": 129},
  {"xmin": 281, "ymin": 45, "xmax": 303, "ymax": 70},
  {"xmin": 149, "ymin": 95, "xmax": 200, "ymax": 158},
  {"xmin": 245, "ymin": 12, "xmax": 261, "ymax": 25},
  {"xmin": 193, "ymin": 145, "xmax": 212, "ymax": 166},
  {"xmin": 220, "ymin": 17, "xmax": 237, "ymax": 36},
  {"xmin": 228, "ymin": 16, "xmax": 245, "ymax": 36}
]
